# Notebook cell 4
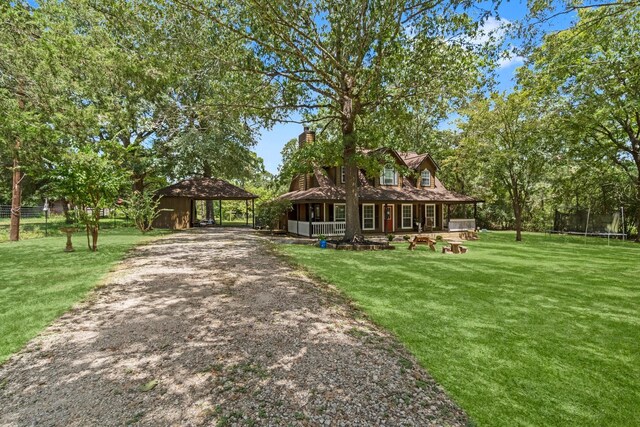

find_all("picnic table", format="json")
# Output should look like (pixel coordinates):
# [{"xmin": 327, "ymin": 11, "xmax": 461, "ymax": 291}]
[
  {"xmin": 443, "ymin": 240, "xmax": 468, "ymax": 254},
  {"xmin": 459, "ymin": 230, "xmax": 479, "ymax": 240},
  {"xmin": 408, "ymin": 235, "xmax": 437, "ymax": 251}
]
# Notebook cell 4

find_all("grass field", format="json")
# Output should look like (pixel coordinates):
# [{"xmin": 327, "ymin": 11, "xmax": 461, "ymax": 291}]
[
  {"xmin": 0, "ymin": 227, "xmax": 167, "ymax": 364},
  {"xmin": 279, "ymin": 232, "xmax": 640, "ymax": 426}
]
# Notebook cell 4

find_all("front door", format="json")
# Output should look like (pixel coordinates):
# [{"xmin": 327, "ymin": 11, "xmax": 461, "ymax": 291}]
[{"xmin": 384, "ymin": 205, "xmax": 394, "ymax": 232}]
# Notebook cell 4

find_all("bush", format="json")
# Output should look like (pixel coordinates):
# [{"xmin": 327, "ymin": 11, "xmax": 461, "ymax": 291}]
[
  {"xmin": 387, "ymin": 233, "xmax": 394, "ymax": 242},
  {"xmin": 120, "ymin": 191, "xmax": 164, "ymax": 233},
  {"xmin": 256, "ymin": 199, "xmax": 292, "ymax": 230},
  {"xmin": 436, "ymin": 235, "xmax": 443, "ymax": 241}
]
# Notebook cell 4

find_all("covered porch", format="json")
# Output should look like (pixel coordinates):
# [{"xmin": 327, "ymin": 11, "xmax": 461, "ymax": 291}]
[{"xmin": 286, "ymin": 201, "xmax": 479, "ymax": 238}]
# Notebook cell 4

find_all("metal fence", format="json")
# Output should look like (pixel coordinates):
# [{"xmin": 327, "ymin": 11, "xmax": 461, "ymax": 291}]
[
  {"xmin": 0, "ymin": 205, "xmax": 114, "ymax": 219},
  {"xmin": 0, "ymin": 205, "xmax": 45, "ymax": 219}
]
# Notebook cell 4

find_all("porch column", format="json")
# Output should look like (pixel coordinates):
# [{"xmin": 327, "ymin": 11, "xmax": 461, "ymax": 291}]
[
  {"xmin": 308, "ymin": 203, "xmax": 312, "ymax": 238},
  {"xmin": 447, "ymin": 204, "xmax": 451, "ymax": 230},
  {"xmin": 219, "ymin": 200, "xmax": 223, "ymax": 226},
  {"xmin": 383, "ymin": 204, "xmax": 387, "ymax": 234},
  {"xmin": 296, "ymin": 204, "xmax": 300, "ymax": 235},
  {"xmin": 474, "ymin": 202, "xmax": 478, "ymax": 228},
  {"xmin": 246, "ymin": 199, "xmax": 249, "ymax": 226}
]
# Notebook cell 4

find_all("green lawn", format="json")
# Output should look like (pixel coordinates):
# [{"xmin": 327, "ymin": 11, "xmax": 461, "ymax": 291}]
[
  {"xmin": 279, "ymin": 232, "xmax": 640, "ymax": 426},
  {"xmin": 0, "ymin": 228, "xmax": 167, "ymax": 364}
]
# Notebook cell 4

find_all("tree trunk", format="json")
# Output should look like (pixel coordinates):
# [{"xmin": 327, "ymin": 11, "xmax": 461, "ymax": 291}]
[
  {"xmin": 9, "ymin": 153, "xmax": 22, "ymax": 242},
  {"xmin": 514, "ymin": 204, "xmax": 523, "ymax": 242},
  {"xmin": 88, "ymin": 208, "xmax": 100, "ymax": 251},
  {"xmin": 342, "ymin": 125, "xmax": 363, "ymax": 242},
  {"xmin": 635, "ymin": 179, "xmax": 640, "ymax": 242},
  {"xmin": 510, "ymin": 178, "xmax": 522, "ymax": 242},
  {"xmin": 132, "ymin": 172, "xmax": 145, "ymax": 193},
  {"xmin": 9, "ymin": 86, "xmax": 25, "ymax": 242},
  {"xmin": 91, "ymin": 226, "xmax": 99, "ymax": 251}
]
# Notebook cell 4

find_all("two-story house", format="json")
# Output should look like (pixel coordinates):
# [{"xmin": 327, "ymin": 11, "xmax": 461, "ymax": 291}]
[{"xmin": 278, "ymin": 127, "xmax": 480, "ymax": 237}]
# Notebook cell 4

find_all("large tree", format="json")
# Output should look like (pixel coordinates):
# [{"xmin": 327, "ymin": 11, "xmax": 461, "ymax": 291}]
[
  {"xmin": 460, "ymin": 91, "xmax": 551, "ymax": 241},
  {"xmin": 180, "ymin": 0, "xmax": 488, "ymax": 241},
  {"xmin": 525, "ymin": 5, "xmax": 640, "ymax": 239}
]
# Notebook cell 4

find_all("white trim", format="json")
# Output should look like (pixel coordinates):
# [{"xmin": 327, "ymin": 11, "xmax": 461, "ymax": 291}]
[
  {"xmin": 383, "ymin": 204, "xmax": 395, "ymax": 232},
  {"xmin": 380, "ymin": 165, "xmax": 398, "ymax": 186},
  {"xmin": 421, "ymin": 170, "xmax": 431, "ymax": 187},
  {"xmin": 425, "ymin": 203, "xmax": 436, "ymax": 228},
  {"xmin": 401, "ymin": 204, "xmax": 413, "ymax": 229},
  {"xmin": 333, "ymin": 203, "xmax": 346, "ymax": 222},
  {"xmin": 362, "ymin": 203, "xmax": 375, "ymax": 230}
]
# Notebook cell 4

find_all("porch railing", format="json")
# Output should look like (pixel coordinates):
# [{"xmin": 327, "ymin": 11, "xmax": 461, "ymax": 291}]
[
  {"xmin": 448, "ymin": 218, "xmax": 476, "ymax": 231},
  {"xmin": 312, "ymin": 221, "xmax": 346, "ymax": 237},
  {"xmin": 287, "ymin": 220, "xmax": 345, "ymax": 237}
]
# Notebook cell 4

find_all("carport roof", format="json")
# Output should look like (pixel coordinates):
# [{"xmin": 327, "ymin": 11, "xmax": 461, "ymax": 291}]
[{"xmin": 155, "ymin": 177, "xmax": 258, "ymax": 200}]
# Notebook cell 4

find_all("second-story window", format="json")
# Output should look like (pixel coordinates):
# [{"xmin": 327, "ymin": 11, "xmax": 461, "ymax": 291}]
[
  {"xmin": 380, "ymin": 165, "xmax": 397, "ymax": 185},
  {"xmin": 421, "ymin": 170, "xmax": 431, "ymax": 187},
  {"xmin": 340, "ymin": 166, "xmax": 345, "ymax": 183}
]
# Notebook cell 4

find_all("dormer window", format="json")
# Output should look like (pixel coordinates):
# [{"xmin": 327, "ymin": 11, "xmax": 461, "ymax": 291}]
[
  {"xmin": 380, "ymin": 165, "xmax": 397, "ymax": 186},
  {"xmin": 421, "ymin": 170, "xmax": 431, "ymax": 187}
]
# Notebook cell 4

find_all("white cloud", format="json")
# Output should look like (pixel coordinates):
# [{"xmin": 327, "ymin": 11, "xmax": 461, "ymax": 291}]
[{"xmin": 497, "ymin": 52, "xmax": 525, "ymax": 69}]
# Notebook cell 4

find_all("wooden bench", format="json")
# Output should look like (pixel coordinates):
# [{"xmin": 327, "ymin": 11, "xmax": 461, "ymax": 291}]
[{"xmin": 408, "ymin": 235, "xmax": 437, "ymax": 252}]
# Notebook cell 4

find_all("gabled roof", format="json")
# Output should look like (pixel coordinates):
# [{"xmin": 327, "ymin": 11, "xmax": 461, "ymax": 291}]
[
  {"xmin": 155, "ymin": 177, "xmax": 258, "ymax": 200},
  {"xmin": 360, "ymin": 148, "xmax": 440, "ymax": 171},
  {"xmin": 397, "ymin": 152, "xmax": 440, "ymax": 171}
]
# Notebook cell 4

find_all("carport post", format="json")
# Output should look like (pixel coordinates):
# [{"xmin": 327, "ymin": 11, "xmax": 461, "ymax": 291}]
[
  {"xmin": 251, "ymin": 199, "xmax": 255, "ymax": 228},
  {"xmin": 245, "ymin": 199, "xmax": 249, "ymax": 226},
  {"xmin": 219, "ymin": 199, "xmax": 222, "ymax": 226}
]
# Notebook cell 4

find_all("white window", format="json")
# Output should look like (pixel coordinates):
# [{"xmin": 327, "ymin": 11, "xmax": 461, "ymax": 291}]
[
  {"xmin": 334, "ymin": 203, "xmax": 345, "ymax": 221},
  {"xmin": 421, "ymin": 170, "xmax": 431, "ymax": 187},
  {"xmin": 380, "ymin": 165, "xmax": 397, "ymax": 185},
  {"xmin": 340, "ymin": 166, "xmax": 345, "ymax": 183},
  {"xmin": 362, "ymin": 204, "xmax": 375, "ymax": 230},
  {"xmin": 425, "ymin": 204, "xmax": 436, "ymax": 228},
  {"xmin": 401, "ymin": 204, "xmax": 413, "ymax": 229}
]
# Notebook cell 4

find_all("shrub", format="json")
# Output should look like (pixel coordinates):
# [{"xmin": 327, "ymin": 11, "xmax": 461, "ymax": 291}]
[
  {"xmin": 256, "ymin": 199, "xmax": 292, "ymax": 230},
  {"xmin": 120, "ymin": 191, "xmax": 164, "ymax": 233},
  {"xmin": 387, "ymin": 233, "xmax": 394, "ymax": 242}
]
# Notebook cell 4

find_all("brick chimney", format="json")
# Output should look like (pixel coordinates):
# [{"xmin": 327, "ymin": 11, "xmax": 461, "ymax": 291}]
[{"xmin": 298, "ymin": 126, "xmax": 316, "ymax": 148}]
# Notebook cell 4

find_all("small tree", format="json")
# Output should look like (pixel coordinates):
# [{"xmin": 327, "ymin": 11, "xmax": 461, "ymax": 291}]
[
  {"xmin": 54, "ymin": 149, "xmax": 125, "ymax": 251},
  {"xmin": 121, "ymin": 191, "xmax": 163, "ymax": 233},
  {"xmin": 256, "ymin": 199, "xmax": 292, "ymax": 230}
]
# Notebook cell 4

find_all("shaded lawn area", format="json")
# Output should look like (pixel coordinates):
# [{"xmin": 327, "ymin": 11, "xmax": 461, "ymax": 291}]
[
  {"xmin": 0, "ymin": 228, "xmax": 167, "ymax": 364},
  {"xmin": 279, "ymin": 232, "xmax": 640, "ymax": 426}
]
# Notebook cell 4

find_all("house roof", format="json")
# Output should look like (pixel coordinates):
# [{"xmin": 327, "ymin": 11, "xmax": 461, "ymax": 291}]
[
  {"xmin": 155, "ymin": 177, "xmax": 258, "ymax": 200},
  {"xmin": 397, "ymin": 152, "xmax": 440, "ymax": 171},
  {"xmin": 276, "ymin": 176, "xmax": 478, "ymax": 204}
]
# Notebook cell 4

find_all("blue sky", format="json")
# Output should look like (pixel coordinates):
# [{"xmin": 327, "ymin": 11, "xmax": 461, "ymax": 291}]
[{"xmin": 254, "ymin": 0, "xmax": 556, "ymax": 174}]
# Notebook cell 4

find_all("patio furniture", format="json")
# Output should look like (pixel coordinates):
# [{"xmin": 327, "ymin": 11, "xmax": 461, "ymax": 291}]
[
  {"xmin": 445, "ymin": 240, "xmax": 464, "ymax": 254},
  {"xmin": 408, "ymin": 235, "xmax": 436, "ymax": 251}
]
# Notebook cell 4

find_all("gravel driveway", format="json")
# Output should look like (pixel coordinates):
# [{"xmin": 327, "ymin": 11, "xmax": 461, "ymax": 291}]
[{"xmin": 0, "ymin": 228, "xmax": 467, "ymax": 426}]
